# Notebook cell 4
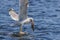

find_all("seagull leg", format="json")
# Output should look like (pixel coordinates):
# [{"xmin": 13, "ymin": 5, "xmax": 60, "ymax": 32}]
[
  {"xmin": 19, "ymin": 24, "xmax": 26, "ymax": 35},
  {"xmin": 20, "ymin": 24, "xmax": 23, "ymax": 32}
]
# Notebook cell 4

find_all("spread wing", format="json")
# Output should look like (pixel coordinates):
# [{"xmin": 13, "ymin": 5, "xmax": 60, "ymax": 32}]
[
  {"xmin": 9, "ymin": 0, "xmax": 28, "ymax": 22},
  {"xmin": 19, "ymin": 0, "xmax": 28, "ymax": 21},
  {"xmin": 9, "ymin": 8, "xmax": 19, "ymax": 21}
]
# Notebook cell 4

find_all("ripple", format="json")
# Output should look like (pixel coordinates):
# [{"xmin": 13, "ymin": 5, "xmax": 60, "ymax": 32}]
[
  {"xmin": 8, "ymin": 32, "xmax": 35, "ymax": 40},
  {"xmin": 39, "ymin": 37, "xmax": 53, "ymax": 40},
  {"xmin": 0, "ymin": 0, "xmax": 60, "ymax": 40},
  {"xmin": 55, "ymin": 9, "xmax": 60, "ymax": 12},
  {"xmin": 0, "ymin": 36, "xmax": 5, "ymax": 39}
]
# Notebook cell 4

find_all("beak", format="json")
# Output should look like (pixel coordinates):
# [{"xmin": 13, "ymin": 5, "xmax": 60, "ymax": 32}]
[{"xmin": 31, "ymin": 21, "xmax": 34, "ymax": 31}]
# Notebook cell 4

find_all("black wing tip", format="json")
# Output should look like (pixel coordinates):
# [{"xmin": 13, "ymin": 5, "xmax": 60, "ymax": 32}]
[{"xmin": 8, "ymin": 8, "xmax": 14, "ymax": 11}]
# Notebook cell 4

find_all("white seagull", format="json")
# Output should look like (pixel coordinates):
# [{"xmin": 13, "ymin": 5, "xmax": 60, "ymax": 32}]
[{"xmin": 9, "ymin": 0, "xmax": 34, "ymax": 35}]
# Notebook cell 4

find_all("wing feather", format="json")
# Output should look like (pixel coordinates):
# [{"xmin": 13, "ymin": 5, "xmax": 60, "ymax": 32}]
[
  {"xmin": 19, "ymin": 0, "xmax": 28, "ymax": 21},
  {"xmin": 9, "ymin": 8, "xmax": 19, "ymax": 21}
]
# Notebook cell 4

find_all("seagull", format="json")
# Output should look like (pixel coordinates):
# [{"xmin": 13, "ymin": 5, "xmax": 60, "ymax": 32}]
[{"xmin": 9, "ymin": 0, "xmax": 34, "ymax": 35}]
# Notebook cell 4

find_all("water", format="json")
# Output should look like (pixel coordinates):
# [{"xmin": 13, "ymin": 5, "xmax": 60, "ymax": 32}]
[{"xmin": 0, "ymin": 0, "xmax": 60, "ymax": 40}]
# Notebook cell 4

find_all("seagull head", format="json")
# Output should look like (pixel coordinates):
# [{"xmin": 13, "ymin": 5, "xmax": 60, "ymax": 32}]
[{"xmin": 30, "ymin": 18, "xmax": 34, "ymax": 31}]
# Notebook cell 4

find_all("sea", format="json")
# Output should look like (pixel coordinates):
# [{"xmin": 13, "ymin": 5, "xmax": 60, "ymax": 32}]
[{"xmin": 0, "ymin": 0, "xmax": 60, "ymax": 40}]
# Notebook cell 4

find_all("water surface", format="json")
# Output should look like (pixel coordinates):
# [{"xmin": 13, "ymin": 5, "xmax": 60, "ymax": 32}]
[{"xmin": 0, "ymin": 0, "xmax": 60, "ymax": 40}]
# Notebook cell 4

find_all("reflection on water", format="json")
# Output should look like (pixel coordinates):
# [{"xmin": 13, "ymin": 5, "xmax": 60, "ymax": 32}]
[
  {"xmin": 0, "ymin": 0, "xmax": 60, "ymax": 40},
  {"xmin": 9, "ymin": 32, "xmax": 35, "ymax": 40}
]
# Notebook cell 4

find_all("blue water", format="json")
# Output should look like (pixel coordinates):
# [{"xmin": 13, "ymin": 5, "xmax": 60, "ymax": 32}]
[{"xmin": 0, "ymin": 0, "xmax": 60, "ymax": 40}]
